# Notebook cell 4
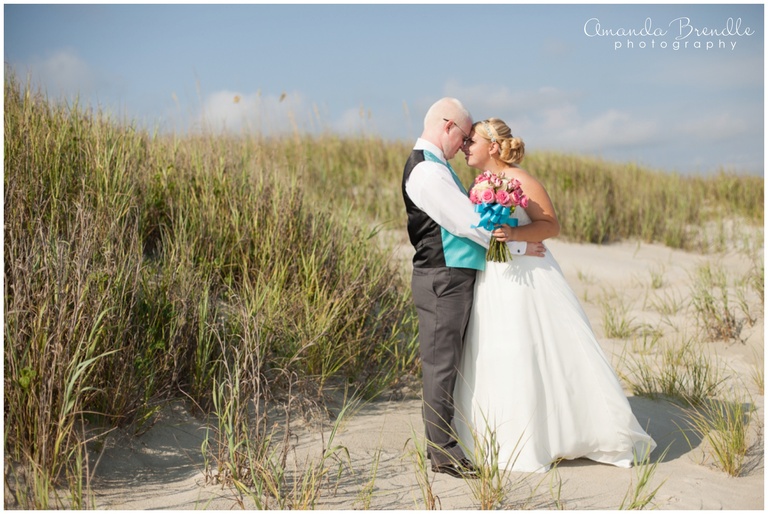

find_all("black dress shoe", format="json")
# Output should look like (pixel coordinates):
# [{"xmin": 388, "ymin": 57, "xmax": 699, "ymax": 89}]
[{"xmin": 431, "ymin": 458, "xmax": 480, "ymax": 479}]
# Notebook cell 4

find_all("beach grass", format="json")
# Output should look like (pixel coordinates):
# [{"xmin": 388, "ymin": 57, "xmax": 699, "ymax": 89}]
[
  {"xmin": 678, "ymin": 396, "xmax": 754, "ymax": 477},
  {"xmin": 619, "ymin": 445, "xmax": 668, "ymax": 510},
  {"xmin": 4, "ymin": 76, "xmax": 415, "ymax": 507},
  {"xmin": 620, "ymin": 337, "xmax": 726, "ymax": 406},
  {"xmin": 3, "ymin": 75, "xmax": 763, "ymax": 508},
  {"xmin": 404, "ymin": 430, "xmax": 440, "ymax": 510},
  {"xmin": 690, "ymin": 263, "xmax": 743, "ymax": 342},
  {"xmin": 601, "ymin": 291, "xmax": 640, "ymax": 339}
]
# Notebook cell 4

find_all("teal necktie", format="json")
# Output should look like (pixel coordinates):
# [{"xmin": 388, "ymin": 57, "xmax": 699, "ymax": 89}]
[{"xmin": 423, "ymin": 150, "xmax": 468, "ymax": 194}]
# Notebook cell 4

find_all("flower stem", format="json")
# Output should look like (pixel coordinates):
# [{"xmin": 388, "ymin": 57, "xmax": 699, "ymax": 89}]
[{"xmin": 487, "ymin": 239, "xmax": 512, "ymax": 263}]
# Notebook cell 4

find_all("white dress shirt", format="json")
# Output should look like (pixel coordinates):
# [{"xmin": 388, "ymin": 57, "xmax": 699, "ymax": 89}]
[{"xmin": 405, "ymin": 138, "xmax": 527, "ymax": 255}]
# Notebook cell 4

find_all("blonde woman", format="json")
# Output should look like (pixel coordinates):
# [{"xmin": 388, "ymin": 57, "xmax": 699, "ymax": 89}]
[
  {"xmin": 453, "ymin": 118, "xmax": 656, "ymax": 473},
  {"xmin": 402, "ymin": 102, "xmax": 546, "ymax": 479}
]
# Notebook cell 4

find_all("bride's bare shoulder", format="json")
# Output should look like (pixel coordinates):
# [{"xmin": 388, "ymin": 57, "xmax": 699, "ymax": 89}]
[{"xmin": 505, "ymin": 166, "xmax": 535, "ymax": 183}]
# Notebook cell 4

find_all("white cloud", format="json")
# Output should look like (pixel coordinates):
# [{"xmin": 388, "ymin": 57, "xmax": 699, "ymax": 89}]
[
  {"xmin": 199, "ymin": 93, "xmax": 405, "ymax": 139},
  {"xmin": 21, "ymin": 49, "xmax": 116, "ymax": 99},
  {"xmin": 538, "ymin": 103, "xmax": 580, "ymax": 131},
  {"xmin": 197, "ymin": 89, "xmax": 311, "ymax": 134},
  {"xmin": 332, "ymin": 106, "xmax": 373, "ymax": 136},
  {"xmin": 444, "ymin": 80, "xmax": 580, "ymax": 118},
  {"xmin": 541, "ymin": 108, "xmax": 659, "ymax": 152},
  {"xmin": 441, "ymin": 80, "xmax": 659, "ymax": 154}
]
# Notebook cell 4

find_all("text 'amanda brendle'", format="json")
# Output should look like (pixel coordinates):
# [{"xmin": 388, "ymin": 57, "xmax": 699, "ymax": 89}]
[{"xmin": 583, "ymin": 16, "xmax": 756, "ymax": 51}]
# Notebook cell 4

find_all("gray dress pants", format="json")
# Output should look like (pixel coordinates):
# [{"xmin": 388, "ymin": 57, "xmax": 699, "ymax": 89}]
[{"xmin": 411, "ymin": 266, "xmax": 476, "ymax": 466}]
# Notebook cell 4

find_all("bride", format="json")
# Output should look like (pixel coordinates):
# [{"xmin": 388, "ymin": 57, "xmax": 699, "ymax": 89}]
[{"xmin": 453, "ymin": 118, "xmax": 656, "ymax": 473}]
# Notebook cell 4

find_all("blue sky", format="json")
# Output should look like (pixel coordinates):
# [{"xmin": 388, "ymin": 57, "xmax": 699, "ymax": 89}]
[{"xmin": 4, "ymin": 3, "xmax": 764, "ymax": 176}]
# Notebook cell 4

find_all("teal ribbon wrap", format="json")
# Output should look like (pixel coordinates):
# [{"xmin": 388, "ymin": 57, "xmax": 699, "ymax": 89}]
[{"xmin": 471, "ymin": 203, "xmax": 518, "ymax": 231}]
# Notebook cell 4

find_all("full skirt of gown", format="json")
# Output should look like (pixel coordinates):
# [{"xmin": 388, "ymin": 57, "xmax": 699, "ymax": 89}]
[{"xmin": 453, "ymin": 209, "xmax": 656, "ymax": 473}]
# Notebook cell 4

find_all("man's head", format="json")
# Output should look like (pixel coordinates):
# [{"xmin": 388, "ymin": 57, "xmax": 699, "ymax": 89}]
[{"xmin": 421, "ymin": 98, "xmax": 473, "ymax": 160}]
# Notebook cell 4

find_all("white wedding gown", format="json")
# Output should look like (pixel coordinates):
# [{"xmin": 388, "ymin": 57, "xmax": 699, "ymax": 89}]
[{"xmin": 453, "ymin": 208, "xmax": 656, "ymax": 473}]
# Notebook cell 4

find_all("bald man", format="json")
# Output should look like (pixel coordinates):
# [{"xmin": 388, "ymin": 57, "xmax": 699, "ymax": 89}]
[{"xmin": 402, "ymin": 97, "xmax": 544, "ymax": 478}]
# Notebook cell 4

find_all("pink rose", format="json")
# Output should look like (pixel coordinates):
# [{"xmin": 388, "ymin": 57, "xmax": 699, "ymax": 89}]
[
  {"xmin": 496, "ymin": 190, "xmax": 512, "ymax": 207},
  {"xmin": 520, "ymin": 195, "xmax": 529, "ymax": 208},
  {"xmin": 469, "ymin": 189, "xmax": 481, "ymax": 204},
  {"xmin": 480, "ymin": 188, "xmax": 496, "ymax": 204}
]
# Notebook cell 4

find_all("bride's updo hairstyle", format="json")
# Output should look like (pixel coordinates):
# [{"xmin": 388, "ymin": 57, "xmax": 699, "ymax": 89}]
[{"xmin": 474, "ymin": 118, "xmax": 525, "ymax": 165}]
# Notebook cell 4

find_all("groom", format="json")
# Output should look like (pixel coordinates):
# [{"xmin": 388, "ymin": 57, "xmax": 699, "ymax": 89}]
[{"xmin": 401, "ymin": 98, "xmax": 544, "ymax": 478}]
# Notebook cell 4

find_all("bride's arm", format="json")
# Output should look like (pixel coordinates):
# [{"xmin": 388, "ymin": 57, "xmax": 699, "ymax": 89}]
[{"xmin": 493, "ymin": 169, "xmax": 560, "ymax": 243}]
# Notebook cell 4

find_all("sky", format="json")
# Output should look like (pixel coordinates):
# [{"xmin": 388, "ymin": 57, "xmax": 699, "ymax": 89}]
[{"xmin": 3, "ymin": 3, "xmax": 765, "ymax": 176}]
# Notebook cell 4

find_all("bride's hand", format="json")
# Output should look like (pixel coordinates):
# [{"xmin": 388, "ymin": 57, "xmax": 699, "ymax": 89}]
[
  {"xmin": 492, "ymin": 226, "xmax": 545, "ymax": 257},
  {"xmin": 491, "ymin": 226, "xmax": 511, "ymax": 241},
  {"xmin": 492, "ymin": 225, "xmax": 528, "ymax": 244}
]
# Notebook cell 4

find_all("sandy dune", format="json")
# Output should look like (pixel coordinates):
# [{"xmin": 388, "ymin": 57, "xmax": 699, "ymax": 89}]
[{"xmin": 82, "ymin": 238, "xmax": 764, "ymax": 510}]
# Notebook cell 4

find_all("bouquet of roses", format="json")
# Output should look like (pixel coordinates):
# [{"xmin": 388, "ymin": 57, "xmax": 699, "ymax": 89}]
[{"xmin": 469, "ymin": 170, "xmax": 529, "ymax": 262}]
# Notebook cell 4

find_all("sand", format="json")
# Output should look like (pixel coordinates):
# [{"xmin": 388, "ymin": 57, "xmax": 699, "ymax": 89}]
[{"xmin": 73, "ymin": 238, "xmax": 764, "ymax": 510}]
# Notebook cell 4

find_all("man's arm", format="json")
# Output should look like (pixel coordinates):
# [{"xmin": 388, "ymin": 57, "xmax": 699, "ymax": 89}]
[{"xmin": 405, "ymin": 162, "xmax": 528, "ymax": 255}]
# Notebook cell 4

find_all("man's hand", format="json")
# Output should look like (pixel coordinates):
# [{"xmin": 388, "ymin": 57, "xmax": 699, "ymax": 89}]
[
  {"xmin": 525, "ymin": 242, "xmax": 546, "ymax": 257},
  {"xmin": 492, "ymin": 227, "xmax": 545, "ymax": 257}
]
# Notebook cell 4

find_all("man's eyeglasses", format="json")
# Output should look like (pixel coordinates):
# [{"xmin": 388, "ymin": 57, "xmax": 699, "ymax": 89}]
[{"xmin": 443, "ymin": 118, "xmax": 471, "ymax": 146}]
